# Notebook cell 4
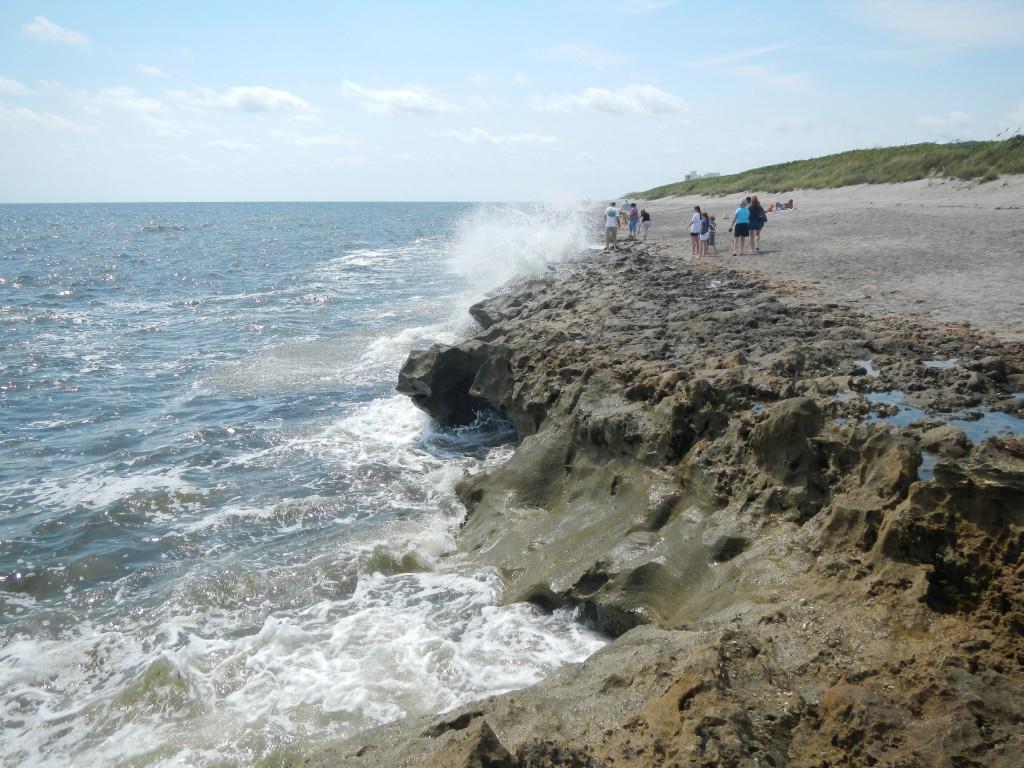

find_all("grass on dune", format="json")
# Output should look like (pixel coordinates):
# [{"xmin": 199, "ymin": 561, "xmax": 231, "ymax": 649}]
[{"xmin": 631, "ymin": 136, "xmax": 1024, "ymax": 199}]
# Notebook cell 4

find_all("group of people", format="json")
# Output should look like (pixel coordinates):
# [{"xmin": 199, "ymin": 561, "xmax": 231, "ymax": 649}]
[
  {"xmin": 686, "ymin": 205, "xmax": 718, "ymax": 257},
  {"xmin": 722, "ymin": 196, "xmax": 793, "ymax": 255},
  {"xmin": 603, "ymin": 201, "xmax": 651, "ymax": 251},
  {"xmin": 603, "ymin": 196, "xmax": 795, "ymax": 256}
]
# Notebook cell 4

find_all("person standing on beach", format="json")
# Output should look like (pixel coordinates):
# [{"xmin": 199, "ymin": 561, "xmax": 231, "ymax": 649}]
[
  {"xmin": 698, "ymin": 211, "xmax": 711, "ymax": 257},
  {"xmin": 729, "ymin": 199, "xmax": 751, "ymax": 256},
  {"xmin": 689, "ymin": 206, "xmax": 701, "ymax": 256},
  {"xmin": 604, "ymin": 202, "xmax": 619, "ymax": 251},
  {"xmin": 748, "ymin": 195, "xmax": 767, "ymax": 252},
  {"xmin": 708, "ymin": 215, "xmax": 718, "ymax": 253},
  {"xmin": 640, "ymin": 208, "xmax": 651, "ymax": 241},
  {"xmin": 628, "ymin": 203, "xmax": 640, "ymax": 239}
]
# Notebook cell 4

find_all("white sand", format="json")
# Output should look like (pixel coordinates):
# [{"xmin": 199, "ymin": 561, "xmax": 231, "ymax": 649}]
[{"xmin": 632, "ymin": 176, "xmax": 1024, "ymax": 341}]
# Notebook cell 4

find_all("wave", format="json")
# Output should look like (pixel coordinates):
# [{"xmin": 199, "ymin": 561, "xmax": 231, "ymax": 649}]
[{"xmin": 446, "ymin": 201, "xmax": 593, "ymax": 300}]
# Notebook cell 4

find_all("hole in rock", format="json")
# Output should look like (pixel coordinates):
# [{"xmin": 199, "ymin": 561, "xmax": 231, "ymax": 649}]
[{"xmin": 712, "ymin": 536, "xmax": 751, "ymax": 563}]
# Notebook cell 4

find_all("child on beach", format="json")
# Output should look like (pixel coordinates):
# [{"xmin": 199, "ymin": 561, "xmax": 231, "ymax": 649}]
[
  {"xmin": 628, "ymin": 203, "xmax": 640, "ymax": 238},
  {"xmin": 708, "ymin": 215, "xmax": 718, "ymax": 253},
  {"xmin": 698, "ymin": 211, "xmax": 711, "ymax": 257},
  {"xmin": 640, "ymin": 208, "xmax": 651, "ymax": 240}
]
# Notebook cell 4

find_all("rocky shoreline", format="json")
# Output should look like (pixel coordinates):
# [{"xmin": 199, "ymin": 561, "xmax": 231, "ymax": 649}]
[{"xmin": 290, "ymin": 240, "xmax": 1024, "ymax": 767}]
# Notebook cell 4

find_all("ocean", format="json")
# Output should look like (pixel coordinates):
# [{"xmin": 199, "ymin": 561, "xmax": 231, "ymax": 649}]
[{"xmin": 0, "ymin": 201, "xmax": 605, "ymax": 766}]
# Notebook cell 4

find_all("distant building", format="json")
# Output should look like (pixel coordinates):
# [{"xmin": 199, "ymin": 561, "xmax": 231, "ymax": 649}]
[
  {"xmin": 684, "ymin": 170, "xmax": 699, "ymax": 180},
  {"xmin": 685, "ymin": 171, "xmax": 721, "ymax": 180}
]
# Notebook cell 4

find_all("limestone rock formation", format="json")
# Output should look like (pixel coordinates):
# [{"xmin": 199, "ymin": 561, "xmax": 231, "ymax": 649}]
[{"xmin": 286, "ymin": 245, "xmax": 1024, "ymax": 768}]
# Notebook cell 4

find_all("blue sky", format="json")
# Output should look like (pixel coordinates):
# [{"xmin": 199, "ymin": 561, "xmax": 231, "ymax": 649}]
[{"xmin": 1, "ymin": 0, "xmax": 1021, "ymax": 202}]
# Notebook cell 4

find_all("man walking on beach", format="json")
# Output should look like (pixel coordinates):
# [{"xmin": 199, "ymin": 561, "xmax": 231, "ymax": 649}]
[{"xmin": 604, "ymin": 202, "xmax": 619, "ymax": 251}]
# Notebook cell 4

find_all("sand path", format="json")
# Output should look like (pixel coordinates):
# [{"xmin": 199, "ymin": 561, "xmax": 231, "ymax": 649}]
[{"xmin": 635, "ymin": 176, "xmax": 1024, "ymax": 341}]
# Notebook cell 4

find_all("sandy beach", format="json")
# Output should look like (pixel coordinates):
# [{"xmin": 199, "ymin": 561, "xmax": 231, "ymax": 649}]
[{"xmin": 635, "ymin": 176, "xmax": 1024, "ymax": 341}]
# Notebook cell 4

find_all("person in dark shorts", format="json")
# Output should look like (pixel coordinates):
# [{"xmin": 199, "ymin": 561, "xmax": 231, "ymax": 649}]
[
  {"xmin": 729, "ymin": 199, "xmax": 751, "ymax": 256},
  {"xmin": 688, "ymin": 206, "xmax": 701, "ymax": 256},
  {"xmin": 748, "ymin": 195, "xmax": 767, "ymax": 251}
]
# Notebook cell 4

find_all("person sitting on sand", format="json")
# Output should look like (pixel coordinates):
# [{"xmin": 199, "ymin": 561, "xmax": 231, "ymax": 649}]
[
  {"xmin": 729, "ymin": 199, "xmax": 751, "ymax": 256},
  {"xmin": 628, "ymin": 202, "xmax": 640, "ymax": 239},
  {"xmin": 604, "ymin": 202, "xmax": 619, "ymax": 251},
  {"xmin": 786, "ymin": 198, "xmax": 794, "ymax": 210},
  {"xmin": 640, "ymin": 208, "xmax": 651, "ymax": 240}
]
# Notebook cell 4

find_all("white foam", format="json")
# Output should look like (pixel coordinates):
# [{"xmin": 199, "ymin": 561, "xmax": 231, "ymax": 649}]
[
  {"xmin": 5, "ymin": 465, "xmax": 202, "ymax": 516},
  {"xmin": 0, "ymin": 567, "xmax": 604, "ymax": 767},
  {"xmin": 446, "ymin": 202, "xmax": 591, "ymax": 298}
]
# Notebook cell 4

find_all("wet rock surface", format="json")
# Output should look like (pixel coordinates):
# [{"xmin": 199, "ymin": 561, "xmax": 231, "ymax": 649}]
[{"xmin": 292, "ymin": 244, "xmax": 1024, "ymax": 767}]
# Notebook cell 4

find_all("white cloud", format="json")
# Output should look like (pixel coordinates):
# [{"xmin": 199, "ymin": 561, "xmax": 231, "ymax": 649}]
[
  {"xmin": 168, "ymin": 86, "xmax": 313, "ymax": 115},
  {"xmin": 692, "ymin": 44, "xmax": 789, "ymax": 68},
  {"xmin": 440, "ymin": 127, "xmax": 557, "ymax": 145},
  {"xmin": 728, "ymin": 65, "xmax": 809, "ymax": 91},
  {"xmin": 270, "ymin": 130, "xmax": 360, "ymax": 147},
  {"xmin": 631, "ymin": 0, "xmax": 677, "ymax": 11},
  {"xmin": 341, "ymin": 80, "xmax": 455, "ymax": 115},
  {"xmin": 536, "ymin": 43, "xmax": 625, "ymax": 71},
  {"xmin": 915, "ymin": 111, "xmax": 972, "ymax": 133},
  {"xmin": 0, "ymin": 101, "xmax": 92, "ymax": 132},
  {"xmin": 137, "ymin": 64, "xmax": 169, "ymax": 80},
  {"xmin": 0, "ymin": 77, "xmax": 31, "ymax": 95},
  {"xmin": 123, "ymin": 142, "xmax": 167, "ymax": 152},
  {"xmin": 209, "ymin": 140, "xmax": 259, "ymax": 152},
  {"xmin": 21, "ymin": 16, "xmax": 89, "ymax": 48},
  {"xmin": 326, "ymin": 155, "xmax": 370, "ymax": 166},
  {"xmin": 767, "ymin": 117, "xmax": 816, "ymax": 132},
  {"xmin": 85, "ymin": 86, "xmax": 190, "ymax": 137},
  {"xmin": 513, "ymin": 73, "xmax": 530, "ymax": 85},
  {"xmin": 854, "ymin": 1, "xmax": 1024, "ymax": 49},
  {"xmin": 532, "ymin": 84, "xmax": 687, "ymax": 117}
]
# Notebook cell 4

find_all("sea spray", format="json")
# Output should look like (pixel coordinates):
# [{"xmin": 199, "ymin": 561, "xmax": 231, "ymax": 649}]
[{"xmin": 446, "ymin": 201, "xmax": 594, "ymax": 315}]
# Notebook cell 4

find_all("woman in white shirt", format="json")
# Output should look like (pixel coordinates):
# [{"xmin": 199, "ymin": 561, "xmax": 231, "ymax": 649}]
[{"xmin": 689, "ymin": 206, "xmax": 701, "ymax": 256}]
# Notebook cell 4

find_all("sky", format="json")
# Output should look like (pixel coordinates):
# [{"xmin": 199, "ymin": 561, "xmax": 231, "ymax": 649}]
[{"xmin": 1, "ymin": 0, "xmax": 1022, "ymax": 203}]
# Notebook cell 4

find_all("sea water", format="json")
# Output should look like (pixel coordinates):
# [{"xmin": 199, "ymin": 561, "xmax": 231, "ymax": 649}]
[{"xmin": 0, "ymin": 202, "xmax": 604, "ymax": 766}]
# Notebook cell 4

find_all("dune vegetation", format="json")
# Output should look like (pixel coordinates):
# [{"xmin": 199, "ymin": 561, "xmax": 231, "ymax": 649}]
[{"xmin": 633, "ymin": 136, "xmax": 1024, "ymax": 199}]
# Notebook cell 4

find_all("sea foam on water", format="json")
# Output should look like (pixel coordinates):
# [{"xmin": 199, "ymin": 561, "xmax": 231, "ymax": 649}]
[{"xmin": 0, "ymin": 201, "xmax": 603, "ymax": 767}]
